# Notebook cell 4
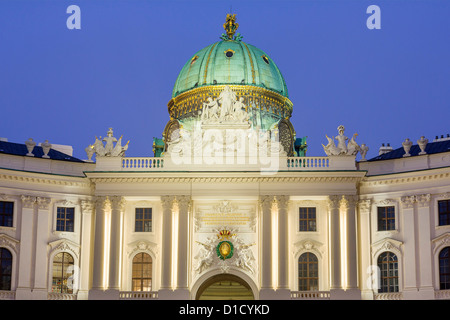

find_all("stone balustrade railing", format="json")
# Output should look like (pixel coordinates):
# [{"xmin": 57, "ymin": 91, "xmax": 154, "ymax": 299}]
[
  {"xmin": 119, "ymin": 291, "xmax": 159, "ymax": 300},
  {"xmin": 118, "ymin": 156, "xmax": 338, "ymax": 171},
  {"xmin": 291, "ymin": 291, "xmax": 330, "ymax": 300}
]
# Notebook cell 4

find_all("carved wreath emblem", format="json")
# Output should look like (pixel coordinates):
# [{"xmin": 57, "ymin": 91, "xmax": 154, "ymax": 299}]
[{"xmin": 216, "ymin": 240, "xmax": 234, "ymax": 260}]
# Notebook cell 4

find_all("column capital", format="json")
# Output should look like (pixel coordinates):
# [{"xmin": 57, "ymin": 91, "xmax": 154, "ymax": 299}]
[
  {"xmin": 358, "ymin": 199, "xmax": 372, "ymax": 213},
  {"xmin": 110, "ymin": 195, "xmax": 125, "ymax": 211},
  {"xmin": 341, "ymin": 195, "xmax": 358, "ymax": 210},
  {"xmin": 21, "ymin": 195, "xmax": 36, "ymax": 209},
  {"xmin": 95, "ymin": 196, "xmax": 109, "ymax": 212},
  {"xmin": 416, "ymin": 194, "xmax": 431, "ymax": 208},
  {"xmin": 327, "ymin": 195, "xmax": 342, "ymax": 211},
  {"xmin": 176, "ymin": 195, "xmax": 191, "ymax": 213},
  {"xmin": 36, "ymin": 197, "xmax": 51, "ymax": 210},
  {"xmin": 259, "ymin": 195, "xmax": 274, "ymax": 211},
  {"xmin": 401, "ymin": 195, "xmax": 416, "ymax": 209},
  {"xmin": 161, "ymin": 195, "xmax": 175, "ymax": 211},
  {"xmin": 275, "ymin": 195, "xmax": 290, "ymax": 211},
  {"xmin": 80, "ymin": 200, "xmax": 94, "ymax": 214}
]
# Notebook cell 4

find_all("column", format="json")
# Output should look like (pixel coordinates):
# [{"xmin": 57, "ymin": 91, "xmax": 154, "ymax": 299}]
[
  {"xmin": 259, "ymin": 195, "xmax": 274, "ymax": 298},
  {"xmin": 108, "ymin": 196, "xmax": 125, "ymax": 293},
  {"xmin": 276, "ymin": 195, "xmax": 290, "ymax": 298},
  {"xmin": 416, "ymin": 194, "xmax": 434, "ymax": 299},
  {"xmin": 16, "ymin": 195, "xmax": 35, "ymax": 299},
  {"xmin": 328, "ymin": 195, "xmax": 342, "ymax": 297},
  {"xmin": 79, "ymin": 200, "xmax": 94, "ymax": 300},
  {"xmin": 401, "ymin": 195, "xmax": 418, "ymax": 299},
  {"xmin": 342, "ymin": 195, "xmax": 360, "ymax": 299},
  {"xmin": 358, "ymin": 199, "xmax": 373, "ymax": 300},
  {"xmin": 90, "ymin": 196, "xmax": 108, "ymax": 294},
  {"xmin": 175, "ymin": 195, "xmax": 191, "ymax": 299},
  {"xmin": 33, "ymin": 196, "xmax": 52, "ymax": 299},
  {"xmin": 159, "ymin": 195, "xmax": 175, "ymax": 298}
]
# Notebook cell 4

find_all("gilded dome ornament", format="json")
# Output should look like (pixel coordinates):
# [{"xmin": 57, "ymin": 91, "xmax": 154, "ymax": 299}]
[{"xmin": 221, "ymin": 13, "xmax": 242, "ymax": 41}]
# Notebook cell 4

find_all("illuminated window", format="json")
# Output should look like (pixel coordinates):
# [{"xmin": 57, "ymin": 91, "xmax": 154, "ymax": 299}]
[
  {"xmin": 52, "ymin": 252, "xmax": 74, "ymax": 293},
  {"xmin": 56, "ymin": 207, "xmax": 74, "ymax": 232},
  {"xmin": 0, "ymin": 201, "xmax": 13, "ymax": 227},
  {"xmin": 299, "ymin": 207, "xmax": 316, "ymax": 232},
  {"xmin": 377, "ymin": 252, "xmax": 398, "ymax": 293},
  {"xmin": 439, "ymin": 247, "xmax": 450, "ymax": 290},
  {"xmin": 377, "ymin": 206, "xmax": 395, "ymax": 231},
  {"xmin": 298, "ymin": 252, "xmax": 318, "ymax": 291},
  {"xmin": 135, "ymin": 208, "xmax": 152, "ymax": 232},
  {"xmin": 0, "ymin": 248, "xmax": 12, "ymax": 290},
  {"xmin": 132, "ymin": 253, "xmax": 152, "ymax": 291},
  {"xmin": 224, "ymin": 49, "xmax": 235, "ymax": 58},
  {"xmin": 438, "ymin": 200, "xmax": 450, "ymax": 226}
]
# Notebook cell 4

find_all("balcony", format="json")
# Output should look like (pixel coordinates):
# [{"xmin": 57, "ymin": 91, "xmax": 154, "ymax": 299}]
[{"xmin": 119, "ymin": 291, "xmax": 159, "ymax": 300}]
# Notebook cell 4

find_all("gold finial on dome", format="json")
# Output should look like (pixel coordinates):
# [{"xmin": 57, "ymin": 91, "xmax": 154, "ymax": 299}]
[{"xmin": 223, "ymin": 13, "xmax": 239, "ymax": 39}]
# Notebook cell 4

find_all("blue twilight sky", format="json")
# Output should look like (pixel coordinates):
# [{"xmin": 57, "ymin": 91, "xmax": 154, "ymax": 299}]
[{"xmin": 0, "ymin": 0, "xmax": 449, "ymax": 160}]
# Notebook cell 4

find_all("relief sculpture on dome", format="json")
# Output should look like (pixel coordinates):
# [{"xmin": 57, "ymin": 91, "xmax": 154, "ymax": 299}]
[{"xmin": 201, "ymin": 86, "xmax": 249, "ymax": 124}]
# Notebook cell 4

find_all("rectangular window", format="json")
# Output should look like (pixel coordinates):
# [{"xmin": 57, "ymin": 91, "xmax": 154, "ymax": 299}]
[
  {"xmin": 299, "ymin": 207, "xmax": 316, "ymax": 232},
  {"xmin": 56, "ymin": 207, "xmax": 75, "ymax": 232},
  {"xmin": 0, "ymin": 201, "xmax": 14, "ymax": 227},
  {"xmin": 377, "ymin": 206, "xmax": 395, "ymax": 231},
  {"xmin": 438, "ymin": 199, "xmax": 450, "ymax": 226},
  {"xmin": 135, "ymin": 208, "xmax": 152, "ymax": 232}
]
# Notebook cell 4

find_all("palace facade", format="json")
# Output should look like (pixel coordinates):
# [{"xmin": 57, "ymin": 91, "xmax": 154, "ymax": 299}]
[{"xmin": 0, "ymin": 15, "xmax": 449, "ymax": 300}]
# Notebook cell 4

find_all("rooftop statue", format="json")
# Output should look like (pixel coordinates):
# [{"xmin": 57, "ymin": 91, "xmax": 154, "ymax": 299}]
[
  {"xmin": 323, "ymin": 125, "xmax": 361, "ymax": 156},
  {"xmin": 89, "ymin": 128, "xmax": 129, "ymax": 158}
]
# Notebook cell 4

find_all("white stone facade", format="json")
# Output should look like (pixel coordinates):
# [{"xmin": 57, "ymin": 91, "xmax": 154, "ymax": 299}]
[{"xmin": 0, "ymin": 129, "xmax": 449, "ymax": 300}]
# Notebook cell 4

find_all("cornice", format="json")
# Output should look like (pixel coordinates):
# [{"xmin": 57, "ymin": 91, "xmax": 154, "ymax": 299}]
[
  {"xmin": 0, "ymin": 169, "xmax": 91, "ymax": 189},
  {"xmin": 88, "ymin": 175, "xmax": 363, "ymax": 184},
  {"xmin": 361, "ymin": 168, "xmax": 450, "ymax": 187}
]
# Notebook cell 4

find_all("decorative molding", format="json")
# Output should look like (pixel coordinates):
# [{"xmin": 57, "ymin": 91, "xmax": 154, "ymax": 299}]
[
  {"xmin": 292, "ymin": 239, "xmax": 324, "ymax": 259},
  {"xmin": 0, "ymin": 172, "xmax": 90, "ymax": 188},
  {"xmin": 375, "ymin": 199, "xmax": 396, "ymax": 206},
  {"xmin": 372, "ymin": 238, "xmax": 403, "ymax": 260},
  {"xmin": 127, "ymin": 240, "xmax": 158, "ymax": 259},
  {"xmin": 361, "ymin": 171, "xmax": 450, "ymax": 187},
  {"xmin": 89, "ymin": 176, "xmax": 363, "ymax": 184},
  {"xmin": 432, "ymin": 232, "xmax": 450, "ymax": 255},
  {"xmin": 0, "ymin": 233, "xmax": 20, "ymax": 255},
  {"xmin": 48, "ymin": 238, "xmax": 80, "ymax": 260}
]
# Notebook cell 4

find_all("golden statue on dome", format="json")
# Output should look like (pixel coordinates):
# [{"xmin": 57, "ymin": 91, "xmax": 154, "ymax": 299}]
[{"xmin": 223, "ymin": 13, "xmax": 240, "ymax": 40}]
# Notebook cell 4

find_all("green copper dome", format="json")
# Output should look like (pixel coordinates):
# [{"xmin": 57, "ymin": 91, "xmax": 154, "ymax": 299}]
[{"xmin": 172, "ymin": 39, "xmax": 289, "ymax": 98}]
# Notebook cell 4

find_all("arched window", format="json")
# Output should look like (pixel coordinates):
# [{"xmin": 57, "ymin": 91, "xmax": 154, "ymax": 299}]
[
  {"xmin": 298, "ymin": 252, "xmax": 318, "ymax": 291},
  {"xmin": 52, "ymin": 252, "xmax": 74, "ymax": 293},
  {"xmin": 132, "ymin": 253, "xmax": 152, "ymax": 291},
  {"xmin": 439, "ymin": 247, "xmax": 450, "ymax": 290},
  {"xmin": 0, "ymin": 248, "xmax": 12, "ymax": 290},
  {"xmin": 377, "ymin": 252, "xmax": 398, "ymax": 293}
]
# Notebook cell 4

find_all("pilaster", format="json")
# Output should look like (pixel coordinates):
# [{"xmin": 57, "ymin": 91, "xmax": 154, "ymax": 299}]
[
  {"xmin": 33, "ymin": 196, "xmax": 52, "ymax": 299},
  {"xmin": 16, "ymin": 195, "xmax": 36, "ymax": 300},
  {"xmin": 358, "ymin": 199, "xmax": 373, "ymax": 300},
  {"xmin": 327, "ymin": 195, "xmax": 342, "ymax": 296},
  {"xmin": 401, "ymin": 195, "xmax": 418, "ymax": 299},
  {"xmin": 108, "ymin": 196, "xmax": 125, "ymax": 296},
  {"xmin": 78, "ymin": 200, "xmax": 94, "ymax": 300},
  {"xmin": 275, "ymin": 195, "xmax": 290, "ymax": 299},
  {"xmin": 159, "ymin": 195, "xmax": 175, "ymax": 299},
  {"xmin": 175, "ymin": 195, "xmax": 191, "ymax": 299},
  {"xmin": 259, "ymin": 195, "xmax": 274, "ymax": 299},
  {"xmin": 90, "ymin": 196, "xmax": 108, "ymax": 294}
]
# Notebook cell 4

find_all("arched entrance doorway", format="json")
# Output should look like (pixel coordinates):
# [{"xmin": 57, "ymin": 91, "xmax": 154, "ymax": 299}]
[{"xmin": 195, "ymin": 274, "xmax": 254, "ymax": 300}]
